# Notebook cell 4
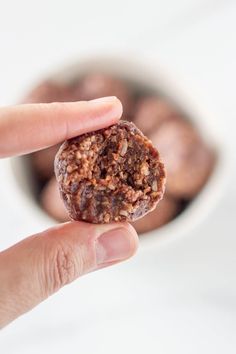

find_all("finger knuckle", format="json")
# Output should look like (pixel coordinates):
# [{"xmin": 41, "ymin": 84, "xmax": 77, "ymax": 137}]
[
  {"xmin": 45, "ymin": 242, "xmax": 80, "ymax": 294},
  {"xmin": 55, "ymin": 245, "xmax": 77, "ymax": 285}
]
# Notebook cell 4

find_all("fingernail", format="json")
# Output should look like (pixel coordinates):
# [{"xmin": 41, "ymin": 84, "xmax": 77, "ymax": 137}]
[
  {"xmin": 89, "ymin": 96, "xmax": 123, "ymax": 122},
  {"xmin": 96, "ymin": 227, "xmax": 137, "ymax": 266},
  {"xmin": 90, "ymin": 96, "xmax": 118, "ymax": 104}
]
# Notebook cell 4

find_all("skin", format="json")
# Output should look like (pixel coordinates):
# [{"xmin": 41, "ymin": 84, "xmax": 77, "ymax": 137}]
[{"xmin": 0, "ymin": 97, "xmax": 139, "ymax": 328}]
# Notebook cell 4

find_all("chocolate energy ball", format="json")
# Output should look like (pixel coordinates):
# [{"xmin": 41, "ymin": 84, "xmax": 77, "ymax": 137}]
[
  {"xmin": 31, "ymin": 144, "xmax": 60, "ymax": 180},
  {"xmin": 131, "ymin": 195, "xmax": 180, "ymax": 234},
  {"xmin": 55, "ymin": 121, "xmax": 166, "ymax": 223},
  {"xmin": 150, "ymin": 119, "xmax": 214, "ymax": 199},
  {"xmin": 73, "ymin": 73, "xmax": 133, "ymax": 117},
  {"xmin": 40, "ymin": 177, "xmax": 68, "ymax": 222},
  {"xmin": 22, "ymin": 81, "xmax": 72, "ymax": 104},
  {"xmin": 133, "ymin": 97, "xmax": 179, "ymax": 135}
]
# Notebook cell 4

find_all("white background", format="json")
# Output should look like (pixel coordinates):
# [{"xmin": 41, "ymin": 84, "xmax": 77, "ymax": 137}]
[{"xmin": 0, "ymin": 1, "xmax": 236, "ymax": 353}]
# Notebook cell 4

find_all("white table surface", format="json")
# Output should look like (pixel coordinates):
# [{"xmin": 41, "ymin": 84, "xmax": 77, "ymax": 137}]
[{"xmin": 0, "ymin": 1, "xmax": 236, "ymax": 353}]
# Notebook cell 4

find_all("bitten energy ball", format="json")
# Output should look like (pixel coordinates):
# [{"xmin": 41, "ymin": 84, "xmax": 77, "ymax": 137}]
[{"xmin": 55, "ymin": 121, "xmax": 166, "ymax": 223}]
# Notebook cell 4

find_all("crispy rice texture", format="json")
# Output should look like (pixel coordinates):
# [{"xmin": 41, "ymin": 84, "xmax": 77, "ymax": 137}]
[{"xmin": 55, "ymin": 121, "xmax": 166, "ymax": 223}]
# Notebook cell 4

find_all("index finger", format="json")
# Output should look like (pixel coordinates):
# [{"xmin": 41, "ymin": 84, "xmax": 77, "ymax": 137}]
[{"xmin": 0, "ymin": 97, "xmax": 122, "ymax": 158}]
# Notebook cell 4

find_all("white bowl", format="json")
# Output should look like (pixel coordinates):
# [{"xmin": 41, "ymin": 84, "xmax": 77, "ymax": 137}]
[{"xmin": 9, "ymin": 56, "xmax": 229, "ymax": 250}]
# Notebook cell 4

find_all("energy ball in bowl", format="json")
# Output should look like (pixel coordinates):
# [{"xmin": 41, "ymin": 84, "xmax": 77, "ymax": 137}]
[
  {"xmin": 40, "ymin": 177, "xmax": 68, "ymax": 222},
  {"xmin": 22, "ymin": 81, "xmax": 72, "ymax": 104},
  {"xmin": 133, "ymin": 97, "xmax": 180, "ymax": 135},
  {"xmin": 31, "ymin": 144, "xmax": 60, "ymax": 181},
  {"xmin": 73, "ymin": 73, "xmax": 133, "ymax": 117},
  {"xmin": 150, "ymin": 118, "xmax": 214, "ymax": 199},
  {"xmin": 131, "ymin": 195, "xmax": 180, "ymax": 234},
  {"xmin": 55, "ymin": 121, "xmax": 166, "ymax": 223}
]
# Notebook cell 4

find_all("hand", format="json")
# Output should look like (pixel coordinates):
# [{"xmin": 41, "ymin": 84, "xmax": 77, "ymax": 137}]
[{"xmin": 0, "ymin": 97, "xmax": 139, "ymax": 328}]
